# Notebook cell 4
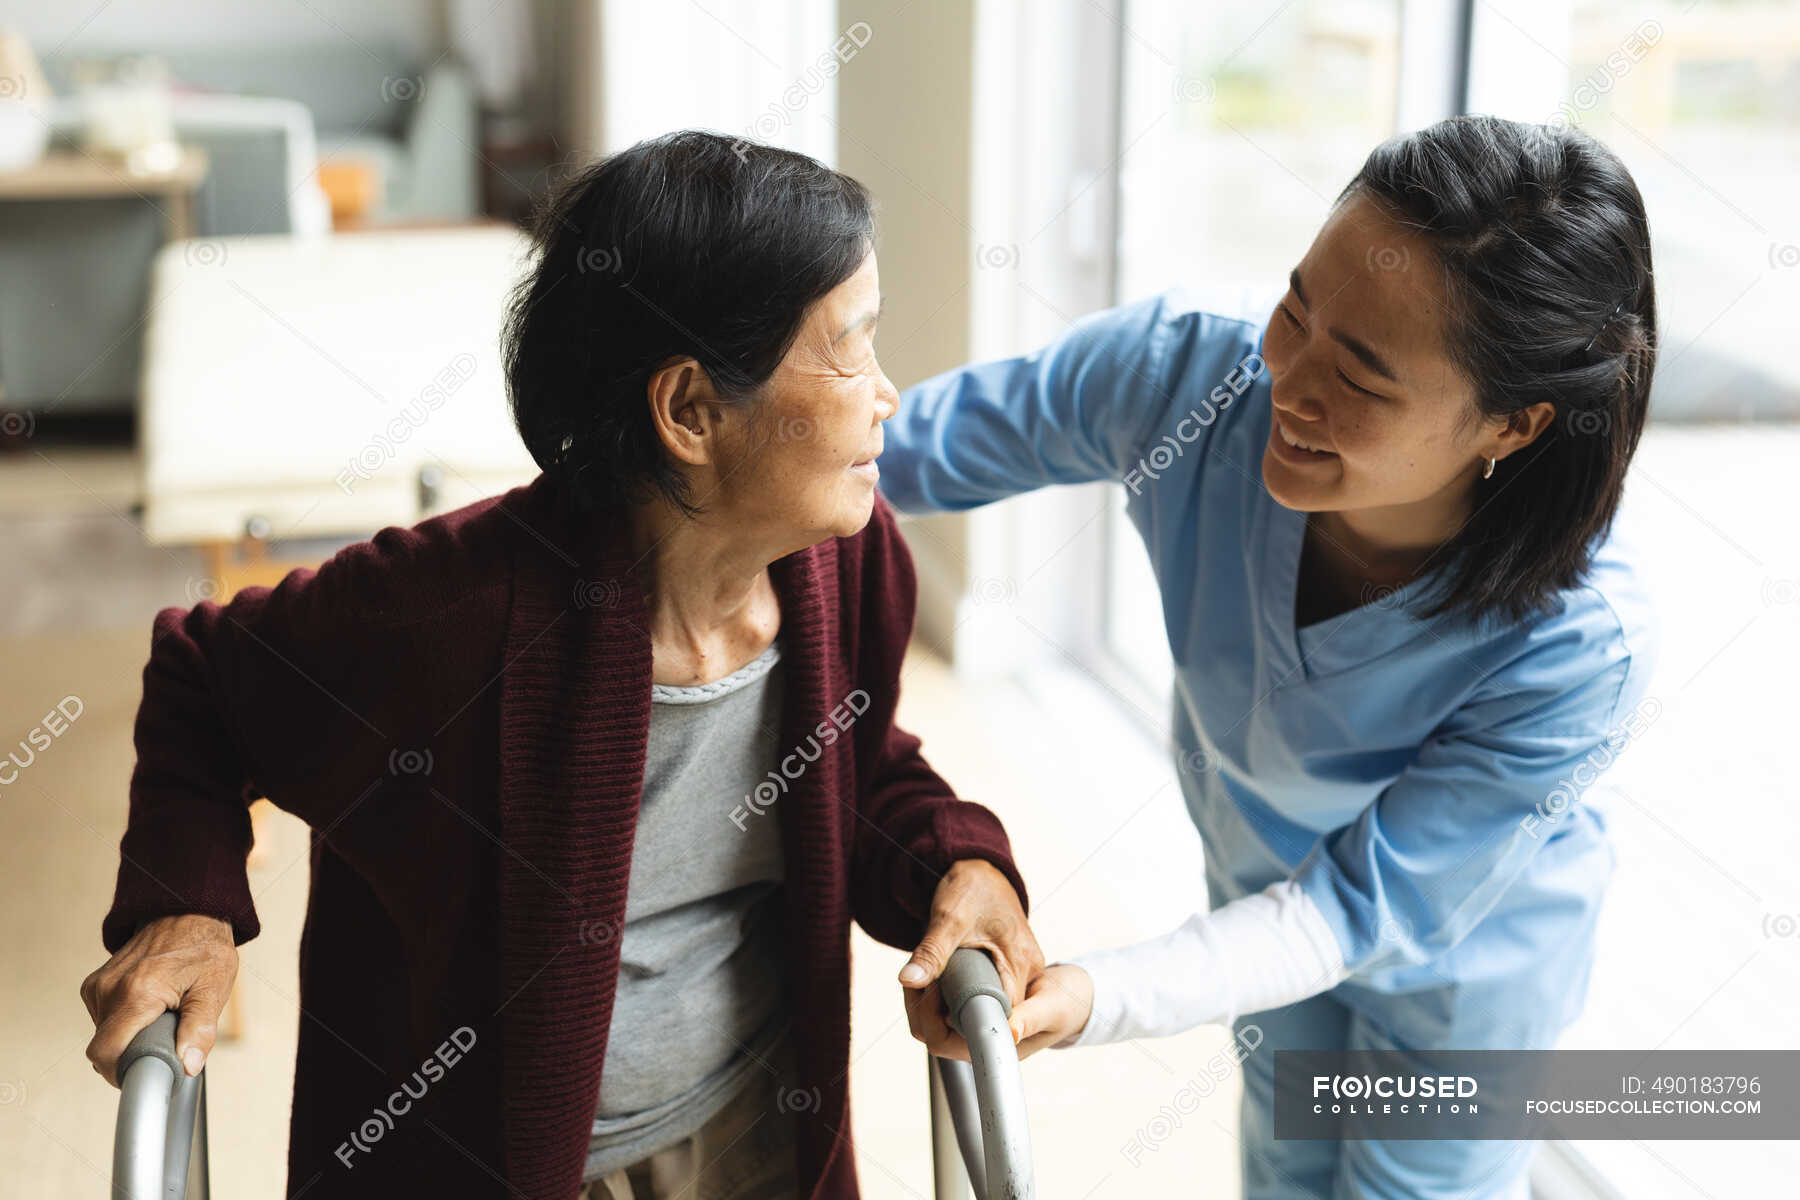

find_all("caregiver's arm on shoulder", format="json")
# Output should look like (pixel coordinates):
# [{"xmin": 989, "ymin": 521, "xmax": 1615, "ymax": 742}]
[
  {"xmin": 877, "ymin": 293, "xmax": 1201, "ymax": 513},
  {"xmin": 1057, "ymin": 618, "xmax": 1643, "ymax": 1048}
]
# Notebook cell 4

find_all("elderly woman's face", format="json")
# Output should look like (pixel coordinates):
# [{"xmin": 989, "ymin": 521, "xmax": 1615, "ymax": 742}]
[{"xmin": 714, "ymin": 250, "xmax": 897, "ymax": 542}]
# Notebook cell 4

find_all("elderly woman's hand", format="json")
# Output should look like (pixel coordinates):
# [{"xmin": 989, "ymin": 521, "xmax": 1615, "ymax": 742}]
[
  {"xmin": 81, "ymin": 913, "xmax": 237, "ymax": 1087},
  {"xmin": 899, "ymin": 858, "xmax": 1044, "ymax": 1061}
]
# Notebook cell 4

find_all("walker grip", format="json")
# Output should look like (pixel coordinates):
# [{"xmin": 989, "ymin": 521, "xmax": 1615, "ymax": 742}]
[
  {"xmin": 939, "ymin": 947, "xmax": 1011, "ymax": 1036},
  {"xmin": 119, "ymin": 1010, "xmax": 184, "ymax": 1079}
]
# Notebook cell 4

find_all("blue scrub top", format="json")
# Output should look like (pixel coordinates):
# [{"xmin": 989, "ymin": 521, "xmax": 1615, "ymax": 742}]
[{"xmin": 878, "ymin": 288, "xmax": 1659, "ymax": 1044}]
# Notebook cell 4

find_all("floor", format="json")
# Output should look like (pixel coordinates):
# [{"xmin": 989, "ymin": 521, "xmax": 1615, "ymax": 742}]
[{"xmin": 0, "ymin": 445, "xmax": 1239, "ymax": 1198}]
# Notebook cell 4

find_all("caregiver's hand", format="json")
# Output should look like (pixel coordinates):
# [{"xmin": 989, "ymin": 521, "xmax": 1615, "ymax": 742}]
[
  {"xmin": 900, "ymin": 858, "xmax": 1044, "ymax": 1061},
  {"xmin": 1006, "ymin": 963, "xmax": 1094, "ymax": 1059},
  {"xmin": 81, "ymin": 913, "xmax": 237, "ymax": 1087}
]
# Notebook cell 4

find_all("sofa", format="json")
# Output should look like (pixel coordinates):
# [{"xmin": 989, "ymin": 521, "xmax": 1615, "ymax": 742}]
[{"xmin": 0, "ymin": 43, "xmax": 480, "ymax": 415}]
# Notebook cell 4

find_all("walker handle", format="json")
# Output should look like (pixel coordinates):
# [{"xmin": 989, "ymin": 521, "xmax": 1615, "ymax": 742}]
[
  {"xmin": 114, "ymin": 1010, "xmax": 210, "ymax": 1199},
  {"xmin": 939, "ymin": 947, "xmax": 1012, "ymax": 1024},
  {"xmin": 928, "ymin": 948, "xmax": 1035, "ymax": 1200}
]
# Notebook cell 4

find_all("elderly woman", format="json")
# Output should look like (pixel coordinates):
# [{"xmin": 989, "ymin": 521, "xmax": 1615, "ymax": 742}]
[{"xmin": 81, "ymin": 131, "xmax": 1042, "ymax": 1200}]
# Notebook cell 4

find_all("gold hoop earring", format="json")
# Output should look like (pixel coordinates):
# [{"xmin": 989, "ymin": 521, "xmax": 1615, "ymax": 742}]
[{"xmin": 1482, "ymin": 457, "xmax": 1496, "ymax": 480}]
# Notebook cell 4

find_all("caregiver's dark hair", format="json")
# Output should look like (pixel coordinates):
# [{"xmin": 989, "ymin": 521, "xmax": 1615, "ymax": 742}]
[
  {"xmin": 1340, "ymin": 114, "xmax": 1656, "ymax": 624},
  {"xmin": 502, "ymin": 130, "xmax": 874, "ymax": 515}
]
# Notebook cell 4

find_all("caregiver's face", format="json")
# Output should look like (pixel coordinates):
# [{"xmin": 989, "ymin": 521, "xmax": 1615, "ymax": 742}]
[
  {"xmin": 1258, "ymin": 191, "xmax": 1485, "ymax": 515},
  {"xmin": 715, "ymin": 250, "xmax": 897, "ymax": 541}
]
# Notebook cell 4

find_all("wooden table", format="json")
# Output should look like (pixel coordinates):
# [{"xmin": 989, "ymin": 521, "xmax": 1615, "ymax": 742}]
[{"xmin": 0, "ymin": 146, "xmax": 209, "ymax": 240}]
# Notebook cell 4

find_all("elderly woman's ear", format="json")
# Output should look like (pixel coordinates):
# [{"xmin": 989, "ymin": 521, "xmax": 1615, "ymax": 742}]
[{"xmin": 645, "ymin": 357, "xmax": 731, "ymax": 469}]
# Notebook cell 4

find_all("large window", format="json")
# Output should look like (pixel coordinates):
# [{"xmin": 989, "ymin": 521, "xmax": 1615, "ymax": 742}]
[
  {"xmin": 1468, "ymin": 0, "xmax": 1800, "ymax": 419},
  {"xmin": 1103, "ymin": 0, "xmax": 1409, "ymax": 700},
  {"xmin": 1114, "ymin": 0, "xmax": 1406, "ymax": 306},
  {"xmin": 1467, "ymin": 3, "xmax": 1800, "ymax": 1196},
  {"xmin": 1089, "ymin": 2, "xmax": 1800, "ymax": 1196}
]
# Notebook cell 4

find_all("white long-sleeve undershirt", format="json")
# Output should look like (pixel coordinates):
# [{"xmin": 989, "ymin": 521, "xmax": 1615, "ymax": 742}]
[{"xmin": 1051, "ymin": 879, "xmax": 1350, "ymax": 1048}]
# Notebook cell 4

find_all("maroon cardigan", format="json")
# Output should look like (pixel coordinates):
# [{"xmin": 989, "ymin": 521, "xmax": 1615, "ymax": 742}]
[{"xmin": 102, "ymin": 475, "xmax": 1029, "ymax": 1199}]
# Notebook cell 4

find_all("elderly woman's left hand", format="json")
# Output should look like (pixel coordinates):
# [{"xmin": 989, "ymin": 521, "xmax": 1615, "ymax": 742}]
[{"xmin": 899, "ymin": 858, "xmax": 1044, "ymax": 1061}]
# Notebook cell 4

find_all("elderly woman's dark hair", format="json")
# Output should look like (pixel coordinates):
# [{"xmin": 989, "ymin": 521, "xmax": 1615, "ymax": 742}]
[
  {"xmin": 503, "ymin": 130, "xmax": 874, "ymax": 515},
  {"xmin": 1342, "ymin": 114, "xmax": 1657, "ymax": 624}
]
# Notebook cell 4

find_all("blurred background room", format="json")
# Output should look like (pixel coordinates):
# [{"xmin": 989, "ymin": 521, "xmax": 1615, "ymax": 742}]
[{"xmin": 1, "ymin": 0, "xmax": 1795, "ymax": 1196}]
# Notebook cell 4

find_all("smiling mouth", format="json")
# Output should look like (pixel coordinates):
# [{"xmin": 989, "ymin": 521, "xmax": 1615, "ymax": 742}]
[{"xmin": 1275, "ymin": 419, "xmax": 1336, "ymax": 457}]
